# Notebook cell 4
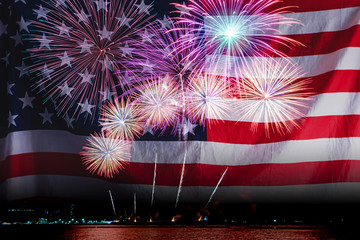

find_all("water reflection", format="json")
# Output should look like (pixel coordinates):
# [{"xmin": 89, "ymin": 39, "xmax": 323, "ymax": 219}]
[{"xmin": 57, "ymin": 226, "xmax": 342, "ymax": 240}]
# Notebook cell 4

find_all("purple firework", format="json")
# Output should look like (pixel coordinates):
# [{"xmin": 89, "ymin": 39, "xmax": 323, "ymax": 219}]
[
  {"xmin": 28, "ymin": 0, "xmax": 153, "ymax": 120},
  {"xmin": 123, "ymin": 17, "xmax": 207, "ymax": 136}
]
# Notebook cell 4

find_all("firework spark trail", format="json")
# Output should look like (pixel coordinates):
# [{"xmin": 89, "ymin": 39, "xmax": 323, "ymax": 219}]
[
  {"xmin": 28, "ymin": 0, "xmax": 153, "ymax": 119},
  {"xmin": 151, "ymin": 153, "xmax": 157, "ymax": 207},
  {"xmin": 109, "ymin": 189, "xmax": 116, "ymax": 216},
  {"xmin": 175, "ymin": 147, "xmax": 187, "ymax": 208},
  {"xmin": 173, "ymin": 0, "xmax": 302, "ymax": 79},
  {"xmin": 80, "ymin": 131, "xmax": 131, "ymax": 178},
  {"xmin": 99, "ymin": 97, "xmax": 143, "ymax": 140},
  {"xmin": 235, "ymin": 58, "xmax": 313, "ymax": 135},
  {"xmin": 134, "ymin": 192, "xmax": 137, "ymax": 215},
  {"xmin": 206, "ymin": 167, "xmax": 229, "ymax": 207}
]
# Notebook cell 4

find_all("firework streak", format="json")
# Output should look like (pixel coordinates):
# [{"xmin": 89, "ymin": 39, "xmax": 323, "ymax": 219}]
[{"xmin": 1, "ymin": 0, "xmax": 360, "ymax": 203}]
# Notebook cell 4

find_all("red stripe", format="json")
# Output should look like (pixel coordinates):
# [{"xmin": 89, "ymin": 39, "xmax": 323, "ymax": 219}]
[
  {"xmin": 308, "ymin": 70, "xmax": 360, "ymax": 94},
  {"xmin": 263, "ymin": 0, "xmax": 360, "ymax": 13},
  {"xmin": 1, "ymin": 153, "xmax": 360, "ymax": 186},
  {"xmin": 202, "ymin": 0, "xmax": 360, "ymax": 14},
  {"xmin": 207, "ymin": 115, "xmax": 360, "ymax": 144}
]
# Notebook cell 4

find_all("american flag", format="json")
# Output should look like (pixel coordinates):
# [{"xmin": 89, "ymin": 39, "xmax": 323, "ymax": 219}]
[{"xmin": 1, "ymin": 0, "xmax": 360, "ymax": 204}]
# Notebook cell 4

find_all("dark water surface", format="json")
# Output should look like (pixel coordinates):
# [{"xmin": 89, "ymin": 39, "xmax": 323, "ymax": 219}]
[{"xmin": 0, "ymin": 225, "xmax": 353, "ymax": 239}]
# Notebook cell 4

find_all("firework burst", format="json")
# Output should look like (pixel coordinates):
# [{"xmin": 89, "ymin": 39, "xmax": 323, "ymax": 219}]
[
  {"xmin": 99, "ymin": 97, "xmax": 143, "ymax": 140},
  {"xmin": 28, "ymin": 0, "xmax": 153, "ymax": 119},
  {"xmin": 235, "ymin": 58, "xmax": 313, "ymax": 135},
  {"xmin": 126, "ymin": 18, "xmax": 206, "ymax": 85},
  {"xmin": 81, "ymin": 131, "xmax": 131, "ymax": 178},
  {"xmin": 174, "ymin": 0, "xmax": 301, "ymax": 78},
  {"xmin": 131, "ymin": 76, "xmax": 181, "ymax": 134},
  {"xmin": 186, "ymin": 73, "xmax": 231, "ymax": 127}
]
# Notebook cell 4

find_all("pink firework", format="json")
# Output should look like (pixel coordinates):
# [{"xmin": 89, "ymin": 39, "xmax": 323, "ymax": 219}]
[
  {"xmin": 234, "ymin": 58, "xmax": 313, "ymax": 135},
  {"xmin": 29, "ymin": 0, "xmax": 153, "ymax": 119},
  {"xmin": 131, "ymin": 76, "xmax": 182, "ymax": 135},
  {"xmin": 81, "ymin": 131, "xmax": 131, "ymax": 178},
  {"xmin": 99, "ymin": 97, "xmax": 143, "ymax": 141},
  {"xmin": 173, "ymin": 0, "xmax": 302, "ymax": 78},
  {"xmin": 186, "ymin": 72, "xmax": 232, "ymax": 127}
]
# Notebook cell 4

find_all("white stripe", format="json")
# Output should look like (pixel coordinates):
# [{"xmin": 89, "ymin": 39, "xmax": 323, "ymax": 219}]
[
  {"xmin": 207, "ymin": 47, "xmax": 360, "ymax": 78},
  {"xmin": 2, "ymin": 130, "xmax": 360, "ymax": 165},
  {"xmin": 1, "ymin": 175, "xmax": 360, "ymax": 202},
  {"xmin": 279, "ymin": 7, "xmax": 360, "ymax": 35},
  {"xmin": 204, "ymin": 7, "xmax": 360, "ymax": 36},
  {"xmin": 216, "ymin": 92, "xmax": 360, "ymax": 122},
  {"xmin": 201, "ymin": 138, "xmax": 360, "ymax": 165}
]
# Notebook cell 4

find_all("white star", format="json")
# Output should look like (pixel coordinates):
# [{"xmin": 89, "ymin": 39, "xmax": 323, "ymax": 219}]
[
  {"xmin": 15, "ymin": 0, "xmax": 26, "ymax": 4},
  {"xmin": 99, "ymin": 86, "xmax": 116, "ymax": 102},
  {"xmin": 99, "ymin": 55, "xmax": 113, "ymax": 71},
  {"xmin": 15, "ymin": 61, "xmax": 29, "ymax": 78},
  {"xmin": 75, "ymin": 9, "xmax": 91, "ymax": 24},
  {"xmin": 39, "ymin": 108, "xmax": 54, "ymax": 124},
  {"xmin": 63, "ymin": 113, "xmax": 75, "ymax": 129},
  {"xmin": 141, "ymin": 28, "xmax": 154, "ymax": 43},
  {"xmin": 94, "ymin": 0, "xmax": 110, "ymax": 11},
  {"xmin": 42, "ymin": 64, "xmax": 54, "ymax": 79},
  {"xmin": 55, "ymin": 0, "xmax": 67, "ymax": 7},
  {"xmin": 175, "ymin": 1, "xmax": 190, "ymax": 16},
  {"xmin": 79, "ymin": 68, "xmax": 95, "ymax": 85},
  {"xmin": 159, "ymin": 15, "xmax": 171, "ymax": 28},
  {"xmin": 122, "ymin": 71, "xmax": 135, "ymax": 84},
  {"xmin": 182, "ymin": 119, "xmax": 197, "ymax": 136},
  {"xmin": 38, "ymin": 33, "xmax": 52, "ymax": 50},
  {"xmin": 78, "ymin": 38, "xmax": 93, "ymax": 54},
  {"xmin": 8, "ymin": 5, "xmax": 12, "ymax": 16},
  {"xmin": 58, "ymin": 82, "xmax": 74, "ymax": 97},
  {"xmin": 58, "ymin": 51, "xmax": 74, "ymax": 67},
  {"xmin": 119, "ymin": 42, "xmax": 134, "ymax": 57},
  {"xmin": 135, "ymin": 0, "xmax": 151, "ymax": 15},
  {"xmin": 97, "ymin": 25, "xmax": 113, "ymax": 41},
  {"xmin": 1, "ymin": 52, "xmax": 10, "ymax": 67},
  {"xmin": 7, "ymin": 82, "xmax": 15, "ymax": 95},
  {"xmin": 8, "ymin": 111, "xmax": 18, "ymax": 128},
  {"xmin": 34, "ymin": 5, "xmax": 50, "ymax": 20},
  {"xmin": 142, "ymin": 59, "xmax": 154, "ymax": 72},
  {"xmin": 0, "ymin": 20, "xmax": 8, "ymax": 37},
  {"xmin": 116, "ymin": 13, "xmax": 133, "ymax": 28},
  {"xmin": 19, "ymin": 92, "xmax": 35, "ymax": 109},
  {"xmin": 17, "ymin": 16, "xmax": 31, "ymax": 33},
  {"xmin": 142, "ymin": 124, "xmax": 154, "ymax": 136},
  {"xmin": 10, "ymin": 31, "xmax": 23, "ymax": 46},
  {"xmin": 56, "ymin": 21, "xmax": 71, "ymax": 37},
  {"xmin": 78, "ymin": 99, "xmax": 95, "ymax": 115}
]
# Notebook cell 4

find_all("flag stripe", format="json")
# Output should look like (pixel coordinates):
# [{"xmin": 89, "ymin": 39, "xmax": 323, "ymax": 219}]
[
  {"xmin": 248, "ymin": 25, "xmax": 360, "ymax": 57},
  {"xmin": 207, "ymin": 115, "xmax": 360, "ymax": 144},
  {"xmin": 2, "ymin": 130, "xmax": 360, "ymax": 165},
  {"xmin": 1, "ymin": 153, "xmax": 360, "ymax": 187},
  {"xmin": 228, "ymin": 70, "xmax": 360, "ymax": 96}
]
